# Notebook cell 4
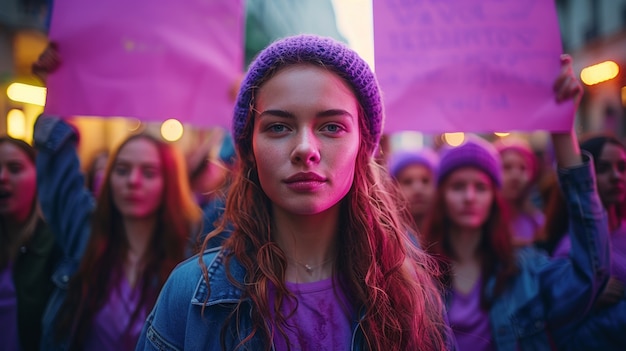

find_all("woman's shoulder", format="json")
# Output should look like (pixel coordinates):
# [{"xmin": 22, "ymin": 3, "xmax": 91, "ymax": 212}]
[
  {"xmin": 514, "ymin": 246, "xmax": 552, "ymax": 272},
  {"xmin": 169, "ymin": 247, "xmax": 223, "ymax": 283}
]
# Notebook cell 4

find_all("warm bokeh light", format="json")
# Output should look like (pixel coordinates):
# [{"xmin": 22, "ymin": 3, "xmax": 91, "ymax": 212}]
[
  {"xmin": 392, "ymin": 131, "xmax": 424, "ymax": 151},
  {"xmin": 443, "ymin": 132, "xmax": 465, "ymax": 146},
  {"xmin": 7, "ymin": 83, "xmax": 47, "ymax": 106},
  {"xmin": 494, "ymin": 132, "xmax": 510, "ymax": 137},
  {"xmin": 160, "ymin": 119, "xmax": 184, "ymax": 141},
  {"xmin": 128, "ymin": 118, "xmax": 142, "ymax": 131},
  {"xmin": 580, "ymin": 61, "xmax": 619, "ymax": 86},
  {"xmin": 622, "ymin": 86, "xmax": 626, "ymax": 107},
  {"xmin": 7, "ymin": 109, "xmax": 27, "ymax": 140}
]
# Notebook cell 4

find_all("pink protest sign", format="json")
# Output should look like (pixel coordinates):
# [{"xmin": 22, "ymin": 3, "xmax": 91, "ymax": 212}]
[
  {"xmin": 45, "ymin": 0, "xmax": 244, "ymax": 129},
  {"xmin": 373, "ymin": 0, "xmax": 574, "ymax": 133}
]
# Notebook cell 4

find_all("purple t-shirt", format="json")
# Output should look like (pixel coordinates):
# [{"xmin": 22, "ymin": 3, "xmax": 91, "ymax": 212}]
[
  {"xmin": 511, "ymin": 212, "xmax": 545, "ymax": 244},
  {"xmin": 448, "ymin": 278, "xmax": 495, "ymax": 351},
  {"xmin": 553, "ymin": 220, "xmax": 626, "ymax": 283},
  {"xmin": 269, "ymin": 277, "xmax": 353, "ymax": 351},
  {"xmin": 83, "ymin": 276, "xmax": 147, "ymax": 351},
  {"xmin": 0, "ymin": 264, "xmax": 20, "ymax": 351}
]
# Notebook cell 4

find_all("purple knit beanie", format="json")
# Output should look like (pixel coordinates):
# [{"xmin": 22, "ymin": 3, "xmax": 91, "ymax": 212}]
[
  {"xmin": 232, "ymin": 34, "xmax": 384, "ymax": 155},
  {"xmin": 388, "ymin": 148, "xmax": 439, "ymax": 179},
  {"xmin": 494, "ymin": 136, "xmax": 539, "ymax": 182},
  {"xmin": 437, "ymin": 136, "xmax": 502, "ymax": 188}
]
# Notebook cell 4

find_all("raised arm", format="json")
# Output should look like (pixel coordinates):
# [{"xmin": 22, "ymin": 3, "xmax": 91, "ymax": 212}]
[
  {"xmin": 550, "ymin": 54, "xmax": 583, "ymax": 169},
  {"xmin": 543, "ymin": 55, "xmax": 610, "ymax": 332},
  {"xmin": 33, "ymin": 115, "xmax": 95, "ymax": 261}
]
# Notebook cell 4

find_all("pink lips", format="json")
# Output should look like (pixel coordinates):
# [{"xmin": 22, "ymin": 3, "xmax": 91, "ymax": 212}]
[{"xmin": 284, "ymin": 172, "xmax": 326, "ymax": 192}]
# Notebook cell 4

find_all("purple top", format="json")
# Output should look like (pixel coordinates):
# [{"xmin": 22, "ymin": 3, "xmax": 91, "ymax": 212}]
[
  {"xmin": 448, "ymin": 277, "xmax": 495, "ymax": 351},
  {"xmin": 0, "ymin": 264, "xmax": 20, "ymax": 351},
  {"xmin": 553, "ymin": 219, "xmax": 626, "ymax": 282},
  {"xmin": 83, "ymin": 275, "xmax": 146, "ymax": 351},
  {"xmin": 511, "ymin": 211, "xmax": 545, "ymax": 244},
  {"xmin": 270, "ymin": 277, "xmax": 353, "ymax": 351}
]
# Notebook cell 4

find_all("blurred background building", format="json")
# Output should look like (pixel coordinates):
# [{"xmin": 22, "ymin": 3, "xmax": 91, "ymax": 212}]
[{"xmin": 1, "ymin": 0, "xmax": 625, "ymax": 165}]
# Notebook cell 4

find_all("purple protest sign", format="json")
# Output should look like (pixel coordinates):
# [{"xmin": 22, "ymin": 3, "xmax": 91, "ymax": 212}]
[
  {"xmin": 373, "ymin": 0, "xmax": 575, "ymax": 133},
  {"xmin": 45, "ymin": 0, "xmax": 244, "ymax": 129}
]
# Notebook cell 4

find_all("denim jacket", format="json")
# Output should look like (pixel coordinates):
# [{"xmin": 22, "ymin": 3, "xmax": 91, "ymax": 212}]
[
  {"xmin": 455, "ymin": 158, "xmax": 609, "ymax": 351},
  {"xmin": 136, "ymin": 247, "xmax": 374, "ymax": 351},
  {"xmin": 33, "ymin": 116, "xmax": 96, "ymax": 350}
]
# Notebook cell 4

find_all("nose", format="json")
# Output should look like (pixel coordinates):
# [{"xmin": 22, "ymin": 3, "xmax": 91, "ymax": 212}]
[
  {"xmin": 127, "ymin": 167, "xmax": 141, "ymax": 186},
  {"xmin": 0, "ymin": 167, "xmax": 7, "ymax": 181},
  {"xmin": 610, "ymin": 165, "xmax": 624, "ymax": 180},
  {"xmin": 290, "ymin": 129, "xmax": 320, "ymax": 165},
  {"xmin": 464, "ymin": 185, "xmax": 476, "ymax": 201}
]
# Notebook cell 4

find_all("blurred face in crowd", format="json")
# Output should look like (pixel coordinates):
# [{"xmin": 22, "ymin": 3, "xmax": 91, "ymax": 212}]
[
  {"xmin": 191, "ymin": 157, "xmax": 228, "ymax": 195},
  {"xmin": 110, "ymin": 138, "xmax": 164, "ymax": 220},
  {"xmin": 443, "ymin": 167, "xmax": 494, "ymax": 231},
  {"xmin": 501, "ymin": 149, "xmax": 532, "ymax": 202},
  {"xmin": 252, "ymin": 64, "xmax": 360, "ymax": 216},
  {"xmin": 396, "ymin": 164, "xmax": 436, "ymax": 218},
  {"xmin": 0, "ymin": 142, "xmax": 37, "ymax": 222},
  {"xmin": 595, "ymin": 142, "xmax": 626, "ymax": 207}
]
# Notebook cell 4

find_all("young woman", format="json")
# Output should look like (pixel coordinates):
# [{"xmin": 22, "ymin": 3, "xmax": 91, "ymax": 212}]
[
  {"xmin": 136, "ymin": 34, "xmax": 452, "ymax": 351},
  {"xmin": 494, "ymin": 137, "xmax": 545, "ymax": 246},
  {"xmin": 387, "ymin": 148, "xmax": 439, "ymax": 233},
  {"xmin": 33, "ymin": 116, "xmax": 201, "ymax": 350},
  {"xmin": 421, "ymin": 55, "xmax": 611, "ymax": 351},
  {"xmin": 0, "ymin": 137, "xmax": 59, "ymax": 351},
  {"xmin": 538, "ymin": 134, "xmax": 626, "ymax": 350}
]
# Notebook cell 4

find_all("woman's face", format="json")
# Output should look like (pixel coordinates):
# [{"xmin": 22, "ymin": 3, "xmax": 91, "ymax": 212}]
[
  {"xmin": 396, "ymin": 164, "xmax": 436, "ymax": 218},
  {"xmin": 595, "ymin": 142, "xmax": 626, "ymax": 207},
  {"xmin": 501, "ymin": 149, "xmax": 532, "ymax": 202},
  {"xmin": 0, "ymin": 142, "xmax": 37, "ymax": 222},
  {"xmin": 443, "ymin": 167, "xmax": 494, "ymax": 230},
  {"xmin": 252, "ymin": 64, "xmax": 360, "ymax": 216},
  {"xmin": 110, "ymin": 138, "xmax": 164, "ymax": 220}
]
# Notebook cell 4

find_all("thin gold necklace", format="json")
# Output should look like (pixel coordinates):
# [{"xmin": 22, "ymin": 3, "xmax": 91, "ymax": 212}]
[{"xmin": 287, "ymin": 256, "xmax": 334, "ymax": 274}]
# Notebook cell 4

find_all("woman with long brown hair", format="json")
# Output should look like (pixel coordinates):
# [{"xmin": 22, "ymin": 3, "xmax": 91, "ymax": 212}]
[
  {"xmin": 33, "ymin": 116, "xmax": 201, "ymax": 350},
  {"xmin": 0, "ymin": 137, "xmax": 59, "ymax": 351},
  {"xmin": 421, "ymin": 55, "xmax": 611, "ymax": 351},
  {"xmin": 137, "ymin": 34, "xmax": 452, "ymax": 351}
]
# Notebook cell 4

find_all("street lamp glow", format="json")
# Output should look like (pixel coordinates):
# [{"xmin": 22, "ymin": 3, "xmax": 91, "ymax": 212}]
[
  {"xmin": 443, "ymin": 132, "xmax": 465, "ymax": 146},
  {"xmin": 160, "ymin": 119, "xmax": 184, "ymax": 141},
  {"xmin": 7, "ymin": 109, "xmax": 27, "ymax": 139},
  {"xmin": 580, "ymin": 61, "xmax": 619, "ymax": 86},
  {"xmin": 7, "ymin": 83, "xmax": 47, "ymax": 106}
]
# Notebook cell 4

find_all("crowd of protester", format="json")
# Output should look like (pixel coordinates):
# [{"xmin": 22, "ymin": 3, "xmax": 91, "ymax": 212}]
[{"xmin": 1, "ymin": 5, "xmax": 626, "ymax": 349}]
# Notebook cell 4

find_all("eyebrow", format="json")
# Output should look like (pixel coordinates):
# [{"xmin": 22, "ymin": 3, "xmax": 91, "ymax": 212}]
[
  {"xmin": 114, "ymin": 159, "xmax": 161, "ymax": 168},
  {"xmin": 258, "ymin": 109, "xmax": 355, "ymax": 119}
]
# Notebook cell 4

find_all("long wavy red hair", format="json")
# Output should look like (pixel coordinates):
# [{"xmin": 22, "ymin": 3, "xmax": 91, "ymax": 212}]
[
  {"xmin": 201, "ymin": 65, "xmax": 449, "ymax": 350},
  {"xmin": 421, "ymin": 173, "xmax": 518, "ymax": 308},
  {"xmin": 56, "ymin": 133, "xmax": 201, "ymax": 349}
]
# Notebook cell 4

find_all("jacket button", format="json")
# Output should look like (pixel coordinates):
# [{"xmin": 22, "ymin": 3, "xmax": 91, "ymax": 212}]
[
  {"xmin": 20, "ymin": 246, "xmax": 27, "ymax": 253},
  {"xmin": 62, "ymin": 275, "xmax": 69, "ymax": 283}
]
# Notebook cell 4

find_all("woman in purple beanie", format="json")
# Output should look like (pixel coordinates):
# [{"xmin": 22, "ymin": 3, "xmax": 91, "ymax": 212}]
[
  {"xmin": 494, "ymin": 137, "xmax": 545, "ymax": 247},
  {"xmin": 421, "ymin": 55, "xmax": 611, "ymax": 351},
  {"xmin": 388, "ymin": 148, "xmax": 439, "ymax": 233},
  {"xmin": 136, "ymin": 34, "xmax": 452, "ymax": 350}
]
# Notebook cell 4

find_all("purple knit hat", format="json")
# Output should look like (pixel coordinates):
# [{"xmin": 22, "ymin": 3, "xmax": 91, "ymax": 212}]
[
  {"xmin": 437, "ymin": 136, "xmax": 502, "ymax": 188},
  {"xmin": 494, "ymin": 136, "xmax": 539, "ymax": 182},
  {"xmin": 232, "ymin": 34, "xmax": 384, "ymax": 155},
  {"xmin": 388, "ymin": 148, "xmax": 439, "ymax": 179}
]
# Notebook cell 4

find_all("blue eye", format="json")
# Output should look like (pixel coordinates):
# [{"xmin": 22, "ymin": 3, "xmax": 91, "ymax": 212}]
[
  {"xmin": 322, "ymin": 123, "xmax": 344, "ymax": 134},
  {"xmin": 269, "ymin": 124, "xmax": 287, "ymax": 133}
]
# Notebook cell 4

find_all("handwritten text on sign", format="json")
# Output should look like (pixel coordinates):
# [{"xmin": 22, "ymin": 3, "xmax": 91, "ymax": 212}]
[{"xmin": 374, "ymin": 0, "xmax": 574, "ymax": 133}]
